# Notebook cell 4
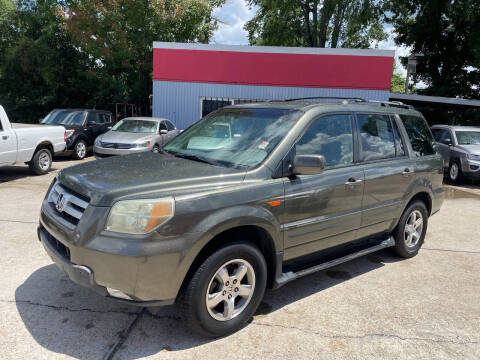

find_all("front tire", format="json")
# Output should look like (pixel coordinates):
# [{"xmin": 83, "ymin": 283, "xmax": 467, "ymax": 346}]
[
  {"xmin": 178, "ymin": 242, "xmax": 267, "ymax": 338},
  {"xmin": 152, "ymin": 144, "xmax": 160, "ymax": 153},
  {"xmin": 392, "ymin": 201, "xmax": 428, "ymax": 258},
  {"xmin": 72, "ymin": 140, "xmax": 87, "ymax": 160},
  {"xmin": 448, "ymin": 160, "xmax": 463, "ymax": 184},
  {"xmin": 29, "ymin": 148, "xmax": 52, "ymax": 175}
]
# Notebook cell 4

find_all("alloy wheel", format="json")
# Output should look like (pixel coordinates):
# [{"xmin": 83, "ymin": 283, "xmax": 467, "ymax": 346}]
[
  {"xmin": 450, "ymin": 163, "xmax": 459, "ymax": 181},
  {"xmin": 206, "ymin": 259, "xmax": 255, "ymax": 322},
  {"xmin": 76, "ymin": 142, "xmax": 86, "ymax": 158},
  {"xmin": 404, "ymin": 210, "xmax": 423, "ymax": 248},
  {"xmin": 39, "ymin": 152, "xmax": 51, "ymax": 171}
]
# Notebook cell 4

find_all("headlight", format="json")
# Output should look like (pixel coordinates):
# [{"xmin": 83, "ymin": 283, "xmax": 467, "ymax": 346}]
[
  {"xmin": 135, "ymin": 141, "xmax": 151, "ymax": 148},
  {"xmin": 467, "ymin": 154, "xmax": 480, "ymax": 161},
  {"xmin": 66, "ymin": 129, "xmax": 75, "ymax": 138},
  {"xmin": 105, "ymin": 197, "xmax": 174, "ymax": 234}
]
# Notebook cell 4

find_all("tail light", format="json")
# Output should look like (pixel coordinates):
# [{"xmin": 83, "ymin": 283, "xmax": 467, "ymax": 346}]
[{"xmin": 64, "ymin": 131, "xmax": 67, "ymax": 142}]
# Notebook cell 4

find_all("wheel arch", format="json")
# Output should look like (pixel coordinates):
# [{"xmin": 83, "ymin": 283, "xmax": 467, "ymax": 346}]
[
  {"xmin": 179, "ymin": 222, "xmax": 279, "ymax": 296},
  {"xmin": 32, "ymin": 141, "xmax": 54, "ymax": 159},
  {"xmin": 406, "ymin": 191, "xmax": 432, "ymax": 216}
]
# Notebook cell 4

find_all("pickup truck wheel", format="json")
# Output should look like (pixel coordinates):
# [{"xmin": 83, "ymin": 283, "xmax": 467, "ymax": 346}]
[
  {"xmin": 178, "ymin": 242, "xmax": 267, "ymax": 338},
  {"xmin": 448, "ymin": 160, "xmax": 463, "ymax": 184},
  {"xmin": 73, "ymin": 140, "xmax": 87, "ymax": 160},
  {"xmin": 29, "ymin": 148, "xmax": 52, "ymax": 175},
  {"xmin": 392, "ymin": 201, "xmax": 428, "ymax": 258}
]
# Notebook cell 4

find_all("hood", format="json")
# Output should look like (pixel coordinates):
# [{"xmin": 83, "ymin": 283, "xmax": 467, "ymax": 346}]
[
  {"xmin": 457, "ymin": 144, "xmax": 480, "ymax": 155},
  {"xmin": 57, "ymin": 153, "xmax": 246, "ymax": 206},
  {"xmin": 99, "ymin": 130, "xmax": 154, "ymax": 144}
]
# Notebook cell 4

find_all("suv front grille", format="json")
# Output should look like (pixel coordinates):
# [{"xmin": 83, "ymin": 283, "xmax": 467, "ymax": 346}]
[
  {"xmin": 47, "ymin": 182, "xmax": 89, "ymax": 226},
  {"xmin": 100, "ymin": 141, "xmax": 133, "ymax": 149}
]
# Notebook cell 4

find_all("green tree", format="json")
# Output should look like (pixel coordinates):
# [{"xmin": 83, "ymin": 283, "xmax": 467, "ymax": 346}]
[
  {"xmin": 386, "ymin": 0, "xmax": 480, "ymax": 99},
  {"xmin": 65, "ymin": 0, "xmax": 225, "ymax": 116},
  {"xmin": 245, "ymin": 0, "xmax": 387, "ymax": 48}
]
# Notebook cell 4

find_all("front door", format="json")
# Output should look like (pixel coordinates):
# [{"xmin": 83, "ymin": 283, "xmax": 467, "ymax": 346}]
[
  {"xmin": 282, "ymin": 113, "xmax": 365, "ymax": 261},
  {"xmin": 355, "ymin": 113, "xmax": 417, "ymax": 238}
]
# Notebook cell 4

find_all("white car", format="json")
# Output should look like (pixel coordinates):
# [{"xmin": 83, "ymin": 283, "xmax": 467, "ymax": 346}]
[{"xmin": 0, "ymin": 105, "xmax": 66, "ymax": 175}]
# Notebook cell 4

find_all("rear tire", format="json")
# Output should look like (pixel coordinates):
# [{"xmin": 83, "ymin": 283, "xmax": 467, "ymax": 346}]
[
  {"xmin": 177, "ymin": 242, "xmax": 267, "ymax": 338},
  {"xmin": 72, "ymin": 140, "xmax": 87, "ymax": 160},
  {"xmin": 29, "ymin": 148, "xmax": 52, "ymax": 175},
  {"xmin": 392, "ymin": 201, "xmax": 428, "ymax": 258}
]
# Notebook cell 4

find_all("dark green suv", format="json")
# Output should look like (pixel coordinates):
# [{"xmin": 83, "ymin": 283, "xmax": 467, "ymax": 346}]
[{"xmin": 38, "ymin": 98, "xmax": 444, "ymax": 337}]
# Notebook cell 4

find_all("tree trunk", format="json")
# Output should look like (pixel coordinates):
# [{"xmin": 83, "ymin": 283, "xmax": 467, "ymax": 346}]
[
  {"xmin": 331, "ymin": 0, "xmax": 347, "ymax": 48},
  {"xmin": 318, "ymin": 0, "xmax": 335, "ymax": 48}
]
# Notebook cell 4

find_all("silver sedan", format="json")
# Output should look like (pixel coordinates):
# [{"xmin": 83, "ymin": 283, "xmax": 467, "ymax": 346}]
[{"xmin": 93, "ymin": 117, "xmax": 179, "ymax": 159}]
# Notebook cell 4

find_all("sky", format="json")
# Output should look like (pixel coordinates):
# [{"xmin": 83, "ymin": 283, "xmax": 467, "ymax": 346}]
[{"xmin": 211, "ymin": 0, "xmax": 412, "ymax": 78}]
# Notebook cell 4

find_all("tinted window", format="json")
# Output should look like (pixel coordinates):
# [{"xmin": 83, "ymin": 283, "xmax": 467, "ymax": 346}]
[
  {"xmin": 357, "ymin": 114, "xmax": 395, "ymax": 161},
  {"xmin": 401, "ymin": 115, "xmax": 436, "ymax": 156},
  {"xmin": 159, "ymin": 122, "xmax": 167, "ymax": 131},
  {"xmin": 392, "ymin": 118, "xmax": 406, "ymax": 156},
  {"xmin": 431, "ymin": 128, "xmax": 442, "ymax": 141},
  {"xmin": 87, "ymin": 112, "xmax": 101, "ymax": 124},
  {"xmin": 165, "ymin": 121, "xmax": 175, "ymax": 131},
  {"xmin": 296, "ymin": 114, "xmax": 353, "ymax": 168}
]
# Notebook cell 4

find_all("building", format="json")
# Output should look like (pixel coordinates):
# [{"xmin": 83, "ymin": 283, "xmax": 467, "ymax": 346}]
[{"xmin": 152, "ymin": 42, "xmax": 395, "ymax": 129}]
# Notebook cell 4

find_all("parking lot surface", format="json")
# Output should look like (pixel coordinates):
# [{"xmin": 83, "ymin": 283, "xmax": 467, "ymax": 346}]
[{"xmin": 1, "ymin": 158, "xmax": 479, "ymax": 359}]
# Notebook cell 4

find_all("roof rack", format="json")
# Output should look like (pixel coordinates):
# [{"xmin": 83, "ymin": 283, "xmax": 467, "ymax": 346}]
[{"xmin": 283, "ymin": 97, "xmax": 414, "ymax": 109}]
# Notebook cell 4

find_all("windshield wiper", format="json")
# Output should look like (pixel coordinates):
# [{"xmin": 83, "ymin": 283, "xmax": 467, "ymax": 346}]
[{"xmin": 173, "ymin": 152, "xmax": 222, "ymax": 166}]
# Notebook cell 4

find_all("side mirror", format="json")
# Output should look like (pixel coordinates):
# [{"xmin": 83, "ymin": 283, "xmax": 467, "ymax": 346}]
[
  {"xmin": 160, "ymin": 129, "xmax": 168, "ymax": 135},
  {"xmin": 441, "ymin": 138, "xmax": 452, "ymax": 146},
  {"xmin": 87, "ymin": 121, "xmax": 97, "ymax": 126},
  {"xmin": 292, "ymin": 155, "xmax": 326, "ymax": 176}
]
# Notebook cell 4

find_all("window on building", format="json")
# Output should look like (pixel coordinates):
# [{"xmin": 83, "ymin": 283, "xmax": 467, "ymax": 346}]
[
  {"xmin": 296, "ymin": 114, "xmax": 354, "ymax": 168},
  {"xmin": 400, "ymin": 115, "xmax": 436, "ymax": 157},
  {"xmin": 200, "ymin": 97, "xmax": 265, "ymax": 118}
]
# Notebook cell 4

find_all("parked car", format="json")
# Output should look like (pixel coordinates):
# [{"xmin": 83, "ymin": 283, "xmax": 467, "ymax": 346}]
[
  {"xmin": 41, "ymin": 109, "xmax": 113, "ymax": 160},
  {"xmin": 93, "ymin": 117, "xmax": 179, "ymax": 159},
  {"xmin": 0, "ymin": 105, "xmax": 66, "ymax": 175},
  {"xmin": 38, "ymin": 99, "xmax": 443, "ymax": 337},
  {"xmin": 431, "ymin": 125, "xmax": 480, "ymax": 183}
]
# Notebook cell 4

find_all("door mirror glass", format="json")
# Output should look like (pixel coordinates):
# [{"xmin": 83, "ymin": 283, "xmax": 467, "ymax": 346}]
[
  {"xmin": 293, "ymin": 155, "xmax": 326, "ymax": 175},
  {"xmin": 160, "ymin": 129, "xmax": 168, "ymax": 135}
]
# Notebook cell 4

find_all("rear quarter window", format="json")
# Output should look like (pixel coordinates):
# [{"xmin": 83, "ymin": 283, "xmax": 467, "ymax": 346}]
[{"xmin": 400, "ymin": 115, "xmax": 436, "ymax": 157}]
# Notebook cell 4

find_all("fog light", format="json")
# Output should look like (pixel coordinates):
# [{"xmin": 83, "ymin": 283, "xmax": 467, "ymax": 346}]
[
  {"xmin": 106, "ymin": 287, "xmax": 132, "ymax": 300},
  {"xmin": 470, "ymin": 165, "xmax": 479, "ymax": 170}
]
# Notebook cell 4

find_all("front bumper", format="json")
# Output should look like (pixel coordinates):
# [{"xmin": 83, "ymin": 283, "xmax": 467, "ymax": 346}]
[
  {"xmin": 93, "ymin": 145, "xmax": 151, "ymax": 158},
  {"xmin": 38, "ymin": 225, "xmax": 174, "ymax": 307}
]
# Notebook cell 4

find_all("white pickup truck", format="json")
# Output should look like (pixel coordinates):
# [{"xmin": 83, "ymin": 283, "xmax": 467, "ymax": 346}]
[{"xmin": 0, "ymin": 105, "xmax": 66, "ymax": 175}]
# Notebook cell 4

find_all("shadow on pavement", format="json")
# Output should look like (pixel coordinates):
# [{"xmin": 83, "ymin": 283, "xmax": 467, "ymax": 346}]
[
  {"xmin": 16, "ymin": 250, "xmax": 398, "ymax": 358},
  {"xmin": 0, "ymin": 166, "xmax": 60, "ymax": 183}
]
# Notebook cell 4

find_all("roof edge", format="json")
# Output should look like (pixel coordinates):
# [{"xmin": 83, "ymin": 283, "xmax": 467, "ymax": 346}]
[{"xmin": 153, "ymin": 42, "xmax": 395, "ymax": 58}]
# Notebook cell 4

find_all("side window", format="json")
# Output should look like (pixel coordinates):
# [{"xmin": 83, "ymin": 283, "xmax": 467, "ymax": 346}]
[
  {"xmin": 431, "ymin": 129, "xmax": 442, "ymax": 142},
  {"xmin": 296, "ymin": 114, "xmax": 353, "ymax": 168},
  {"xmin": 357, "ymin": 114, "xmax": 395, "ymax": 161},
  {"xmin": 159, "ymin": 122, "xmax": 167, "ymax": 131},
  {"xmin": 391, "ymin": 117, "xmax": 406, "ymax": 156},
  {"xmin": 166, "ymin": 121, "xmax": 175, "ymax": 131},
  {"xmin": 0, "ymin": 120, "xmax": 3, "ymax": 131},
  {"xmin": 87, "ymin": 112, "xmax": 100, "ymax": 124},
  {"xmin": 439, "ymin": 129, "xmax": 452, "ymax": 142},
  {"xmin": 400, "ymin": 115, "xmax": 436, "ymax": 157},
  {"xmin": 104, "ymin": 114, "xmax": 112, "ymax": 123}
]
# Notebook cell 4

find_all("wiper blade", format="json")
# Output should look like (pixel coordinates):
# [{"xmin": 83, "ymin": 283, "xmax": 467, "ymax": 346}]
[{"xmin": 173, "ymin": 153, "xmax": 221, "ymax": 166}]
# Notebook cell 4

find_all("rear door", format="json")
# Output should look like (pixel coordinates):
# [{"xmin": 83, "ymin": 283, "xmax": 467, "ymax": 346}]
[
  {"xmin": 85, "ymin": 112, "xmax": 104, "ymax": 145},
  {"xmin": 356, "ymin": 112, "xmax": 416, "ymax": 238},
  {"xmin": 282, "ymin": 113, "xmax": 365, "ymax": 261}
]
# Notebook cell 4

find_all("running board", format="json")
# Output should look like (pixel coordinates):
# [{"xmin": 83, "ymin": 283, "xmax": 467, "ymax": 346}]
[{"xmin": 274, "ymin": 236, "xmax": 395, "ymax": 288}]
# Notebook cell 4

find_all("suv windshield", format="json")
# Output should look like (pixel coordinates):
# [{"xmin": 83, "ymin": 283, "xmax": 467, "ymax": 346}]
[
  {"xmin": 41, "ymin": 110, "xmax": 86, "ymax": 126},
  {"xmin": 164, "ymin": 108, "xmax": 303, "ymax": 169},
  {"xmin": 113, "ymin": 119, "xmax": 157, "ymax": 133},
  {"xmin": 455, "ymin": 131, "xmax": 480, "ymax": 145}
]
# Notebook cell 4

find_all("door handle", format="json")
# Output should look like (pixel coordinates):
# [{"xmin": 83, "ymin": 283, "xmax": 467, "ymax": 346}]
[
  {"xmin": 2, "ymin": 135, "xmax": 8, "ymax": 140},
  {"xmin": 402, "ymin": 168, "xmax": 414, "ymax": 177}
]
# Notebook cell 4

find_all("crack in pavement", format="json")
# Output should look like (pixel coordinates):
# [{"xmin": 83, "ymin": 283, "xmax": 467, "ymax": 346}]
[
  {"xmin": 252, "ymin": 321, "xmax": 479, "ymax": 346},
  {"xmin": 0, "ymin": 298, "xmax": 140, "ymax": 316},
  {"xmin": 422, "ymin": 247, "xmax": 480, "ymax": 254},
  {"xmin": 0, "ymin": 219, "xmax": 37, "ymax": 224}
]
